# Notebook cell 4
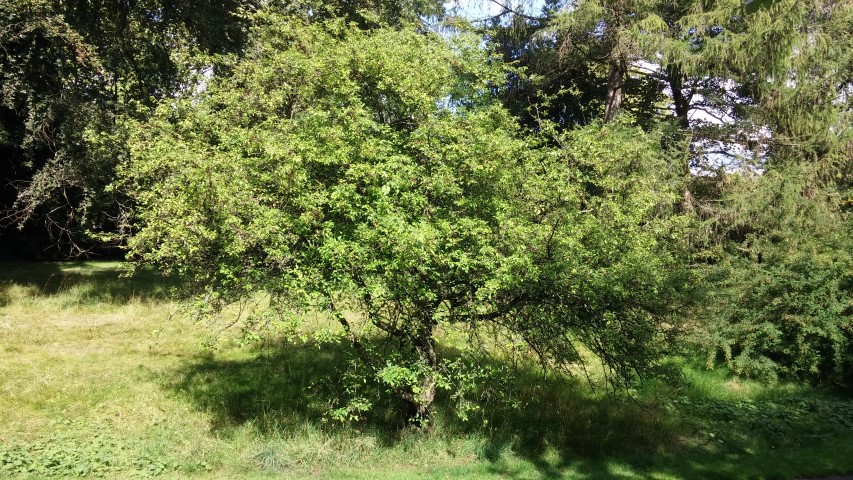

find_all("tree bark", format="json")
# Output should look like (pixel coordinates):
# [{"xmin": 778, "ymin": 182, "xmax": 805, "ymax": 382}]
[
  {"xmin": 402, "ymin": 320, "xmax": 439, "ymax": 427},
  {"xmin": 666, "ymin": 65, "xmax": 691, "ymax": 129},
  {"xmin": 603, "ymin": 57, "xmax": 626, "ymax": 123}
]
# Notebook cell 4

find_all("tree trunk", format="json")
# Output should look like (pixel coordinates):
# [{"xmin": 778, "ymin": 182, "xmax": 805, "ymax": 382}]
[
  {"xmin": 664, "ymin": 64, "xmax": 695, "ymax": 214},
  {"xmin": 408, "ymin": 374, "xmax": 437, "ymax": 425},
  {"xmin": 403, "ymin": 321, "xmax": 439, "ymax": 427},
  {"xmin": 667, "ymin": 65, "xmax": 691, "ymax": 129},
  {"xmin": 603, "ymin": 57, "xmax": 626, "ymax": 123}
]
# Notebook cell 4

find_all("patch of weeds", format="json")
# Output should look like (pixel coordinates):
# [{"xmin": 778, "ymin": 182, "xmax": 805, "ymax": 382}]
[
  {"xmin": 0, "ymin": 421, "xmax": 123, "ymax": 478},
  {"xmin": 670, "ymin": 393, "xmax": 853, "ymax": 449},
  {"xmin": 0, "ymin": 419, "xmax": 191, "ymax": 479},
  {"xmin": 132, "ymin": 453, "xmax": 175, "ymax": 478},
  {"xmin": 253, "ymin": 447, "xmax": 288, "ymax": 472}
]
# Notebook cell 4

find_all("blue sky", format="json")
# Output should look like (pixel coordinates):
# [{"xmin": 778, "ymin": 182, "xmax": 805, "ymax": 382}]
[{"xmin": 444, "ymin": 0, "xmax": 548, "ymax": 22}]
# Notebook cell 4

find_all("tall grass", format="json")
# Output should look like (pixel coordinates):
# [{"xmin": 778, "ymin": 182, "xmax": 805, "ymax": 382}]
[{"xmin": 1, "ymin": 261, "xmax": 852, "ymax": 479}]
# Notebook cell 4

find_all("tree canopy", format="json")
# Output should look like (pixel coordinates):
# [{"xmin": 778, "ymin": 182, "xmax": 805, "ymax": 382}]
[{"xmin": 119, "ymin": 12, "xmax": 687, "ymax": 421}]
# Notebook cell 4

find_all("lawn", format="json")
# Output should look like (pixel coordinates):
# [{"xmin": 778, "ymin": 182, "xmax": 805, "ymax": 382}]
[{"xmin": 1, "ymin": 261, "xmax": 852, "ymax": 479}]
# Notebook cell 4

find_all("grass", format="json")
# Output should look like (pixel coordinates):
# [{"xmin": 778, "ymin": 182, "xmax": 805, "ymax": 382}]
[{"xmin": 1, "ymin": 261, "xmax": 852, "ymax": 479}]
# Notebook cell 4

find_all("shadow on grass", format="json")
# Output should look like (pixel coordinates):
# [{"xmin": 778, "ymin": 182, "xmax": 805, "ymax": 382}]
[
  {"xmin": 167, "ymin": 341, "xmax": 431, "ymax": 444},
  {"xmin": 168, "ymin": 337, "xmax": 672, "ymax": 444},
  {"xmin": 473, "ymin": 365, "xmax": 853, "ymax": 479},
  {"xmin": 0, "ymin": 261, "xmax": 179, "ymax": 306},
  {"xmin": 5, "ymin": 262, "xmax": 851, "ymax": 477},
  {"xmin": 166, "ymin": 341, "xmax": 853, "ymax": 479}
]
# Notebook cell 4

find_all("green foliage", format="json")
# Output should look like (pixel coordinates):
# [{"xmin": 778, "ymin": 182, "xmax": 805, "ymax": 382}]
[
  {"xmin": 0, "ymin": 0, "xmax": 115, "ymax": 252},
  {"xmin": 0, "ymin": 419, "xmax": 181, "ymax": 479},
  {"xmin": 0, "ymin": 426, "xmax": 117, "ymax": 478},
  {"xmin": 121, "ymin": 14, "xmax": 525, "ymax": 421},
  {"xmin": 489, "ymin": 0, "xmax": 671, "ymax": 130},
  {"xmin": 671, "ymin": 0, "xmax": 852, "ymax": 168},
  {"xmin": 662, "ymin": 0, "xmax": 853, "ymax": 384},
  {"xmin": 0, "ymin": 0, "xmax": 252, "ymax": 255},
  {"xmin": 487, "ymin": 119, "xmax": 689, "ymax": 387},
  {"xmin": 121, "ymin": 10, "xmax": 686, "ymax": 422},
  {"xmin": 744, "ymin": 0, "xmax": 776, "ymax": 15},
  {"xmin": 678, "ymin": 393, "xmax": 853, "ymax": 447},
  {"xmin": 693, "ymin": 166, "xmax": 853, "ymax": 384}
]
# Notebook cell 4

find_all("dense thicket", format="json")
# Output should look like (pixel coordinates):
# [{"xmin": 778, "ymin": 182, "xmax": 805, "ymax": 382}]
[
  {"xmin": 0, "ymin": 0, "xmax": 447, "ymax": 258},
  {"xmin": 3, "ymin": 0, "xmax": 850, "ymax": 422}
]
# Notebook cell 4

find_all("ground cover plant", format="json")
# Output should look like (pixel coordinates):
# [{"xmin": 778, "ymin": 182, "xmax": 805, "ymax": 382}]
[{"xmin": 1, "ymin": 262, "xmax": 853, "ymax": 479}]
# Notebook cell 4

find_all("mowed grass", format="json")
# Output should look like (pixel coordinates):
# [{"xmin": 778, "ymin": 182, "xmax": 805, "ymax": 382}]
[{"xmin": 1, "ymin": 261, "xmax": 852, "ymax": 479}]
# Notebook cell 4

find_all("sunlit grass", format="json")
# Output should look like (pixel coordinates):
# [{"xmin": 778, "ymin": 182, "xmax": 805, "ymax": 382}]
[{"xmin": 1, "ymin": 261, "xmax": 852, "ymax": 479}]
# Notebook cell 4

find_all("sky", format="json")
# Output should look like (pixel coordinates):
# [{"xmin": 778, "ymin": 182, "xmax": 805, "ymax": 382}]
[{"xmin": 444, "ymin": 0, "xmax": 548, "ymax": 23}]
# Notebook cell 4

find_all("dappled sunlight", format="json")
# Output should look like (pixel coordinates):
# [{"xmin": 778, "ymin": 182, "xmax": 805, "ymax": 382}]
[{"xmin": 165, "ymin": 333, "xmax": 687, "ymax": 476}]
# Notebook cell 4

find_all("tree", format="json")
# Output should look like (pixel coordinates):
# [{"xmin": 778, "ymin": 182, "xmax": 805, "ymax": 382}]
[
  {"xmin": 660, "ymin": 0, "xmax": 851, "ymax": 167},
  {"xmin": 484, "ymin": 0, "xmax": 692, "ymax": 133},
  {"xmin": 695, "ymin": 166, "xmax": 853, "ymax": 383},
  {"xmin": 1, "ymin": 0, "xmax": 112, "ymax": 255},
  {"xmin": 675, "ymin": 0, "xmax": 853, "ymax": 384},
  {"xmin": 0, "ymin": 0, "xmax": 253, "ymax": 257},
  {"xmin": 484, "ymin": 0, "xmax": 853, "ymax": 385},
  {"xmin": 121, "ymin": 12, "xmax": 685, "ymax": 423},
  {"xmin": 485, "ymin": 2, "xmax": 615, "ymax": 131}
]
